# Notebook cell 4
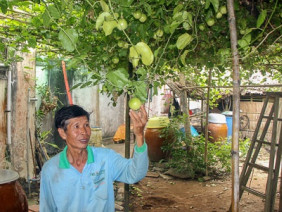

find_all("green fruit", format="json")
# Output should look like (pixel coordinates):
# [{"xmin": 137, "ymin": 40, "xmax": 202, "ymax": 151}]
[
  {"xmin": 199, "ymin": 24, "xmax": 205, "ymax": 31},
  {"xmin": 206, "ymin": 18, "xmax": 215, "ymax": 27},
  {"xmin": 216, "ymin": 12, "xmax": 222, "ymax": 19},
  {"xmin": 129, "ymin": 97, "xmax": 142, "ymax": 110},
  {"xmin": 117, "ymin": 19, "xmax": 128, "ymax": 30},
  {"xmin": 118, "ymin": 41, "xmax": 125, "ymax": 48},
  {"xmin": 133, "ymin": 10, "xmax": 142, "ymax": 19},
  {"xmin": 135, "ymin": 42, "xmax": 154, "ymax": 66},
  {"xmin": 112, "ymin": 56, "xmax": 119, "ymax": 64},
  {"xmin": 220, "ymin": 6, "xmax": 227, "ymax": 15},
  {"xmin": 156, "ymin": 29, "xmax": 163, "ymax": 37},
  {"xmin": 139, "ymin": 14, "xmax": 147, "ymax": 22}
]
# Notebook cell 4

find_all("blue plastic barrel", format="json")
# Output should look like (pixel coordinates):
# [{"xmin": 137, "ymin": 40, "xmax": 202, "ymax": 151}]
[
  {"xmin": 180, "ymin": 126, "xmax": 199, "ymax": 137},
  {"xmin": 222, "ymin": 111, "xmax": 233, "ymax": 142}
]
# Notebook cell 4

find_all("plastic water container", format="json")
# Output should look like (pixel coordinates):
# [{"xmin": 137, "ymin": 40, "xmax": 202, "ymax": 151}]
[{"xmin": 222, "ymin": 111, "xmax": 233, "ymax": 142}]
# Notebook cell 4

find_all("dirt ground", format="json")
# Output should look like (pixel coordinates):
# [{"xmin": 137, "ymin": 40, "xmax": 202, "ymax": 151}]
[
  {"xmin": 25, "ymin": 143, "xmax": 281, "ymax": 212},
  {"xmin": 129, "ymin": 150, "xmax": 281, "ymax": 212}
]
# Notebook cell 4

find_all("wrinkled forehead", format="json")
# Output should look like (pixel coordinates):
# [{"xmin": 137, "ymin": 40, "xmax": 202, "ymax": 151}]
[{"xmin": 65, "ymin": 115, "xmax": 89, "ymax": 126}]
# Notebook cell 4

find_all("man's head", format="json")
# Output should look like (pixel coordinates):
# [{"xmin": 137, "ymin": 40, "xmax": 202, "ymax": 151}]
[{"xmin": 55, "ymin": 105, "xmax": 90, "ymax": 131}]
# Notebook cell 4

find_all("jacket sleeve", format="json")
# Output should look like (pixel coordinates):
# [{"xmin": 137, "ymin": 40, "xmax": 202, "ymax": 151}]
[{"xmin": 110, "ymin": 142, "xmax": 149, "ymax": 184}]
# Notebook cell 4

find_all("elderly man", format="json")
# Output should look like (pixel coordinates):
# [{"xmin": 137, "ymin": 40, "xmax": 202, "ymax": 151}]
[{"xmin": 40, "ymin": 104, "xmax": 149, "ymax": 212}]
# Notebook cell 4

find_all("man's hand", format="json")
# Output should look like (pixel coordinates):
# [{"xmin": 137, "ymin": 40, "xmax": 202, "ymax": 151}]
[{"xmin": 129, "ymin": 105, "xmax": 148, "ymax": 147}]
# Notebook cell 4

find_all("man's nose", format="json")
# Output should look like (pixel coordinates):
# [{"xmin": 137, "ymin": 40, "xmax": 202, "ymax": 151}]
[{"xmin": 80, "ymin": 127, "xmax": 87, "ymax": 134}]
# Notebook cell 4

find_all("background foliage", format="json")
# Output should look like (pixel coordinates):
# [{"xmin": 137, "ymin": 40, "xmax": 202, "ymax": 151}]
[{"xmin": 0, "ymin": 0, "xmax": 281, "ymax": 101}]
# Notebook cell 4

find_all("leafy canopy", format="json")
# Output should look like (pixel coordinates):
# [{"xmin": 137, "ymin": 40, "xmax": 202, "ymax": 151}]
[{"xmin": 0, "ymin": 0, "xmax": 281, "ymax": 102}]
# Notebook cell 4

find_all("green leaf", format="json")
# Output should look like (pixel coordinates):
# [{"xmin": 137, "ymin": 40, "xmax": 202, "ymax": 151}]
[
  {"xmin": 176, "ymin": 33, "xmax": 193, "ymax": 50},
  {"xmin": 173, "ymin": 4, "xmax": 184, "ymax": 15},
  {"xmin": 205, "ymin": 0, "xmax": 210, "ymax": 9},
  {"xmin": 58, "ymin": 28, "xmax": 78, "ymax": 52},
  {"xmin": 48, "ymin": 4, "xmax": 60, "ymax": 19},
  {"xmin": 134, "ymin": 81, "xmax": 147, "ymax": 102},
  {"xmin": 210, "ymin": 0, "xmax": 219, "ymax": 12},
  {"xmin": 180, "ymin": 50, "xmax": 189, "ymax": 66},
  {"xmin": 106, "ymin": 68, "xmax": 130, "ymax": 89},
  {"xmin": 100, "ymin": 0, "xmax": 109, "ymax": 12},
  {"xmin": 244, "ymin": 33, "xmax": 252, "ymax": 43},
  {"xmin": 0, "ymin": 0, "xmax": 8, "ymax": 14},
  {"xmin": 96, "ymin": 12, "xmax": 111, "ymax": 30},
  {"xmin": 143, "ymin": 2, "xmax": 152, "ymax": 16},
  {"xmin": 42, "ymin": 11, "xmax": 51, "ymax": 26},
  {"xmin": 102, "ymin": 20, "xmax": 117, "ymax": 36},
  {"xmin": 238, "ymin": 39, "xmax": 249, "ymax": 48},
  {"xmin": 256, "ymin": 10, "xmax": 267, "ymax": 28}
]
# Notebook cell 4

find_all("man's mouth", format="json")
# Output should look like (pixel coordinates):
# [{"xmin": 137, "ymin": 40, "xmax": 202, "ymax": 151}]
[{"xmin": 79, "ymin": 139, "xmax": 89, "ymax": 144}]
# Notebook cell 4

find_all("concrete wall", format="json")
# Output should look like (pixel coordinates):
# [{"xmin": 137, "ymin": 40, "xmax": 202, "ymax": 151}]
[
  {"xmin": 11, "ymin": 51, "xmax": 36, "ymax": 178},
  {"xmin": 72, "ymin": 85, "xmax": 125, "ymax": 139}
]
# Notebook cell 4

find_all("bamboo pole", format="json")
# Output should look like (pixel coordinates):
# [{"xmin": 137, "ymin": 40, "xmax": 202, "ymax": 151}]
[
  {"xmin": 124, "ymin": 92, "xmax": 130, "ymax": 212},
  {"xmin": 227, "ymin": 0, "xmax": 240, "ymax": 211},
  {"xmin": 124, "ymin": 62, "xmax": 133, "ymax": 212},
  {"xmin": 179, "ymin": 73, "xmax": 191, "ymax": 141},
  {"xmin": 179, "ymin": 84, "xmax": 282, "ymax": 90},
  {"xmin": 204, "ymin": 69, "xmax": 212, "ymax": 176}
]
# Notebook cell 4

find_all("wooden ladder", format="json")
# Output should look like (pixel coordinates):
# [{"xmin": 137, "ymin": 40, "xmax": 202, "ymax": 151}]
[{"xmin": 239, "ymin": 92, "xmax": 282, "ymax": 212}]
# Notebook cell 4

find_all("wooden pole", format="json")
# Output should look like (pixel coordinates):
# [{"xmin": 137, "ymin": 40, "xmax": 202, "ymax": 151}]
[
  {"xmin": 124, "ymin": 62, "xmax": 133, "ymax": 212},
  {"xmin": 179, "ymin": 73, "xmax": 191, "ymax": 140},
  {"xmin": 204, "ymin": 69, "xmax": 212, "ymax": 176},
  {"xmin": 227, "ymin": 0, "xmax": 240, "ymax": 211}
]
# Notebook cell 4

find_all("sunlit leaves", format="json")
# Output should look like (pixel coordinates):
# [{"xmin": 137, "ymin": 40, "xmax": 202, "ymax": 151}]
[
  {"xmin": 256, "ymin": 10, "xmax": 267, "ymax": 28},
  {"xmin": 106, "ymin": 68, "xmax": 130, "ymax": 89},
  {"xmin": 0, "ymin": 0, "xmax": 8, "ymax": 14},
  {"xmin": 58, "ymin": 28, "xmax": 78, "ymax": 52}
]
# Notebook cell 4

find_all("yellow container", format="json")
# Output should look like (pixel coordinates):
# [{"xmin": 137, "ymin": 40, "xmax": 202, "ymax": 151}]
[
  {"xmin": 146, "ymin": 117, "xmax": 170, "ymax": 129},
  {"xmin": 89, "ymin": 127, "xmax": 102, "ymax": 147}
]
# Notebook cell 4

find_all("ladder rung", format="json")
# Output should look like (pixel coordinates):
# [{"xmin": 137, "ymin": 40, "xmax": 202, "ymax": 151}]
[
  {"xmin": 262, "ymin": 116, "xmax": 282, "ymax": 121},
  {"xmin": 248, "ymin": 162, "xmax": 271, "ymax": 172},
  {"xmin": 241, "ymin": 186, "xmax": 266, "ymax": 199},
  {"xmin": 256, "ymin": 140, "xmax": 279, "ymax": 146}
]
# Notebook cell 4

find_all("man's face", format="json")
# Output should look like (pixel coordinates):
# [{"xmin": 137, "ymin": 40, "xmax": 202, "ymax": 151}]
[{"xmin": 58, "ymin": 116, "xmax": 91, "ymax": 150}]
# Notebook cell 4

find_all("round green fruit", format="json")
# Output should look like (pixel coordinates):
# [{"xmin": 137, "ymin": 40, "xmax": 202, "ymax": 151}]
[
  {"xmin": 129, "ymin": 97, "xmax": 142, "ymax": 110},
  {"xmin": 133, "ymin": 10, "xmax": 142, "ymax": 19},
  {"xmin": 139, "ymin": 14, "xmax": 147, "ymax": 23},
  {"xmin": 220, "ymin": 6, "xmax": 227, "ymax": 15},
  {"xmin": 216, "ymin": 12, "xmax": 222, "ymax": 19},
  {"xmin": 207, "ymin": 18, "xmax": 215, "ymax": 27},
  {"xmin": 117, "ymin": 19, "xmax": 128, "ymax": 30},
  {"xmin": 156, "ymin": 29, "xmax": 163, "ymax": 37},
  {"xmin": 199, "ymin": 24, "xmax": 205, "ymax": 31},
  {"xmin": 112, "ymin": 56, "xmax": 119, "ymax": 64}
]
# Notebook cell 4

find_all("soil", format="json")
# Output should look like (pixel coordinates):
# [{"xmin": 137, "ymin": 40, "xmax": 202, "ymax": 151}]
[{"xmin": 129, "ymin": 149, "xmax": 281, "ymax": 212}]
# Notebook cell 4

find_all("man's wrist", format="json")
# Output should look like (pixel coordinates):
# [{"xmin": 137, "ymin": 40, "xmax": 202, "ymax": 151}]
[{"xmin": 135, "ymin": 134, "xmax": 144, "ymax": 147}]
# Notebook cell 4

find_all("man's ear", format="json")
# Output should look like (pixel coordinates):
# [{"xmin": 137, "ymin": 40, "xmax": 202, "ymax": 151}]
[{"xmin": 58, "ymin": 128, "xmax": 67, "ymax": 140}]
